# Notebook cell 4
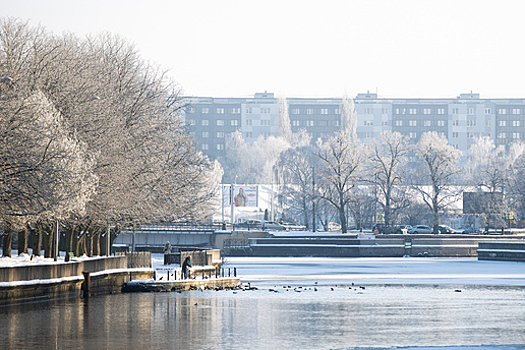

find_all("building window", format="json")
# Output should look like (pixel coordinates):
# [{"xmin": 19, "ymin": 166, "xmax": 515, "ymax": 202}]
[
  {"xmin": 468, "ymin": 132, "xmax": 477, "ymax": 138},
  {"xmin": 261, "ymin": 120, "xmax": 271, "ymax": 126},
  {"xmin": 513, "ymin": 108, "xmax": 521, "ymax": 115},
  {"xmin": 424, "ymin": 120, "xmax": 431, "ymax": 127},
  {"xmin": 485, "ymin": 120, "xmax": 491, "ymax": 127},
  {"xmin": 365, "ymin": 108, "xmax": 373, "ymax": 114},
  {"xmin": 292, "ymin": 120, "xmax": 300, "ymax": 127},
  {"xmin": 498, "ymin": 108, "xmax": 507, "ymax": 115},
  {"xmin": 202, "ymin": 120, "xmax": 209, "ymax": 126},
  {"xmin": 437, "ymin": 108, "xmax": 445, "ymax": 115},
  {"xmin": 232, "ymin": 108, "xmax": 240, "ymax": 114},
  {"xmin": 188, "ymin": 107, "xmax": 195, "ymax": 114},
  {"xmin": 452, "ymin": 120, "xmax": 459, "ymax": 126},
  {"xmin": 261, "ymin": 107, "xmax": 271, "ymax": 113},
  {"xmin": 468, "ymin": 108, "xmax": 475, "ymax": 115},
  {"xmin": 409, "ymin": 108, "xmax": 417, "ymax": 114},
  {"xmin": 292, "ymin": 108, "xmax": 300, "ymax": 114},
  {"xmin": 467, "ymin": 120, "xmax": 476, "ymax": 127},
  {"xmin": 497, "ymin": 133, "xmax": 506, "ymax": 139},
  {"xmin": 321, "ymin": 108, "xmax": 328, "ymax": 114},
  {"xmin": 395, "ymin": 120, "xmax": 403, "ymax": 126},
  {"xmin": 365, "ymin": 132, "xmax": 373, "ymax": 138},
  {"xmin": 217, "ymin": 108, "xmax": 225, "ymax": 114},
  {"xmin": 306, "ymin": 120, "xmax": 314, "ymax": 127},
  {"xmin": 437, "ymin": 120, "xmax": 445, "ymax": 126},
  {"xmin": 202, "ymin": 107, "xmax": 209, "ymax": 114},
  {"xmin": 189, "ymin": 131, "xmax": 195, "ymax": 137},
  {"xmin": 246, "ymin": 107, "xmax": 252, "ymax": 114},
  {"xmin": 217, "ymin": 144, "xmax": 224, "ymax": 150},
  {"xmin": 246, "ymin": 132, "xmax": 252, "ymax": 138},
  {"xmin": 452, "ymin": 132, "xmax": 459, "ymax": 138},
  {"xmin": 188, "ymin": 119, "xmax": 196, "ymax": 126},
  {"xmin": 306, "ymin": 108, "xmax": 314, "ymax": 115},
  {"xmin": 485, "ymin": 108, "xmax": 492, "ymax": 115},
  {"xmin": 335, "ymin": 108, "xmax": 340, "ymax": 114},
  {"xmin": 202, "ymin": 132, "xmax": 209, "ymax": 138},
  {"xmin": 202, "ymin": 144, "xmax": 208, "ymax": 150},
  {"xmin": 499, "ymin": 121, "xmax": 507, "ymax": 127},
  {"xmin": 395, "ymin": 108, "xmax": 400, "ymax": 115},
  {"xmin": 246, "ymin": 119, "xmax": 252, "ymax": 126},
  {"xmin": 409, "ymin": 132, "xmax": 417, "ymax": 139},
  {"xmin": 452, "ymin": 108, "xmax": 459, "ymax": 114},
  {"xmin": 217, "ymin": 132, "xmax": 225, "ymax": 138},
  {"xmin": 513, "ymin": 120, "xmax": 520, "ymax": 127},
  {"xmin": 382, "ymin": 108, "xmax": 388, "ymax": 114},
  {"xmin": 230, "ymin": 119, "xmax": 239, "ymax": 126},
  {"xmin": 423, "ymin": 108, "xmax": 431, "ymax": 114},
  {"xmin": 382, "ymin": 120, "xmax": 388, "ymax": 126},
  {"xmin": 216, "ymin": 120, "xmax": 224, "ymax": 126},
  {"xmin": 409, "ymin": 120, "xmax": 417, "ymax": 126},
  {"xmin": 364, "ymin": 120, "xmax": 373, "ymax": 126},
  {"xmin": 513, "ymin": 132, "xmax": 520, "ymax": 139}
]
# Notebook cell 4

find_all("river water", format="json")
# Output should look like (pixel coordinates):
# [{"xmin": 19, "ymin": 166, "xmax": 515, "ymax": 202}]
[{"xmin": 1, "ymin": 257, "xmax": 524, "ymax": 350}]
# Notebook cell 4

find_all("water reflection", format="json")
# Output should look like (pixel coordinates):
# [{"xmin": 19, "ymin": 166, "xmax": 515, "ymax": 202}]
[{"xmin": 1, "ymin": 285, "xmax": 524, "ymax": 350}]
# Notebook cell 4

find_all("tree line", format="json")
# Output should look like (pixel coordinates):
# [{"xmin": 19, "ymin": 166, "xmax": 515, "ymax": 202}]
[
  {"xmin": 0, "ymin": 18, "xmax": 222, "ymax": 258},
  {"xmin": 221, "ymin": 96, "xmax": 525, "ymax": 234}
]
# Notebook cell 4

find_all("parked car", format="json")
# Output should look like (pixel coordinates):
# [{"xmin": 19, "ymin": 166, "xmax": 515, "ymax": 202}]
[
  {"xmin": 394, "ymin": 225, "xmax": 412, "ymax": 234},
  {"xmin": 261, "ymin": 221, "xmax": 286, "ymax": 230},
  {"xmin": 407, "ymin": 225, "xmax": 433, "ymax": 234},
  {"xmin": 438, "ymin": 225, "xmax": 456, "ymax": 234},
  {"xmin": 372, "ymin": 224, "xmax": 395, "ymax": 234},
  {"xmin": 235, "ymin": 219, "xmax": 262, "ymax": 229},
  {"xmin": 457, "ymin": 227, "xmax": 483, "ymax": 234}
]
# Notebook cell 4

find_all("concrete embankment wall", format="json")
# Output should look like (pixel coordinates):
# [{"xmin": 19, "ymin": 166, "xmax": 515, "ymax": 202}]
[
  {"xmin": 478, "ymin": 241, "xmax": 525, "ymax": 261},
  {"xmin": 225, "ymin": 235, "xmax": 525, "ymax": 257},
  {"xmin": 0, "ymin": 253, "xmax": 154, "ymax": 305}
]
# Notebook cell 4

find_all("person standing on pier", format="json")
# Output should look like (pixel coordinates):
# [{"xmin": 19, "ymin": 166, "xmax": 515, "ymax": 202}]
[{"xmin": 182, "ymin": 256, "xmax": 192, "ymax": 279}]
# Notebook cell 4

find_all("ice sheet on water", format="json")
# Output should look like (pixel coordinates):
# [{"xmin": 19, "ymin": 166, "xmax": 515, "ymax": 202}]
[{"xmin": 340, "ymin": 346, "xmax": 525, "ymax": 350}]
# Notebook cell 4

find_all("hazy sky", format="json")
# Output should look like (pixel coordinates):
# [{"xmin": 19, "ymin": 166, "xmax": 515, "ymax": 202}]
[{"xmin": 2, "ymin": 0, "xmax": 525, "ymax": 99}]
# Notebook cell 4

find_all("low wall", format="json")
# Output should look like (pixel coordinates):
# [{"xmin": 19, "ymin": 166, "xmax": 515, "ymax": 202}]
[
  {"xmin": 0, "ymin": 256, "xmax": 127, "ymax": 283},
  {"xmin": 0, "ymin": 255, "xmax": 155, "ymax": 305},
  {"xmin": 477, "ymin": 242, "xmax": 525, "ymax": 262}
]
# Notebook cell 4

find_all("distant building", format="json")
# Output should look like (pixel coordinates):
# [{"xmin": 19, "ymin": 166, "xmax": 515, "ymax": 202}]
[{"xmin": 183, "ymin": 91, "xmax": 525, "ymax": 160}]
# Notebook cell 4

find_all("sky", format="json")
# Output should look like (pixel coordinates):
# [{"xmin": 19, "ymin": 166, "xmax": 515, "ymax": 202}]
[{"xmin": 2, "ymin": 0, "xmax": 525, "ymax": 99}]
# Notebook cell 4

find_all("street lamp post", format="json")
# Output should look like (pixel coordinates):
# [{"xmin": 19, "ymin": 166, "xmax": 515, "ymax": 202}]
[{"xmin": 312, "ymin": 166, "xmax": 316, "ymax": 233}]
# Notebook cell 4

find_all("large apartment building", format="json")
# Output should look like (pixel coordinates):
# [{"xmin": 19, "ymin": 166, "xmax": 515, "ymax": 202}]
[{"xmin": 183, "ymin": 92, "xmax": 525, "ymax": 161}]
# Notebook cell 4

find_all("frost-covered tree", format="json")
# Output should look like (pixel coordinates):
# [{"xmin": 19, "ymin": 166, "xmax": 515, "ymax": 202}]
[
  {"xmin": 277, "ymin": 97, "xmax": 292, "ymax": 142},
  {"xmin": 365, "ymin": 131, "xmax": 410, "ymax": 227},
  {"xmin": 413, "ymin": 131, "xmax": 461, "ymax": 233},
  {"xmin": 276, "ymin": 145, "xmax": 317, "ymax": 228},
  {"xmin": 316, "ymin": 130, "xmax": 363, "ymax": 233},
  {"xmin": 0, "ymin": 18, "xmax": 220, "ymax": 257},
  {"xmin": 340, "ymin": 93, "xmax": 357, "ymax": 138}
]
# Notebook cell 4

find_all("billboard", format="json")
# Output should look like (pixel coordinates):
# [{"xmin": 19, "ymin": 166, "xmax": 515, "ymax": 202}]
[
  {"xmin": 222, "ymin": 185, "xmax": 258, "ymax": 207},
  {"xmin": 463, "ymin": 192, "xmax": 504, "ymax": 214}
]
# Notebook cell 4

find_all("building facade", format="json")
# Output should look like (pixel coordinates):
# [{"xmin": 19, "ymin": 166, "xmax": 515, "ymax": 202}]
[{"xmin": 183, "ymin": 92, "xmax": 525, "ymax": 161}]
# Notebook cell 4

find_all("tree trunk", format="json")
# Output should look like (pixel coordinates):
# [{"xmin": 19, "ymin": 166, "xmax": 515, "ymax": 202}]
[
  {"xmin": 92, "ymin": 230, "xmax": 101, "ymax": 256},
  {"xmin": 43, "ymin": 223, "xmax": 53, "ymax": 258},
  {"xmin": 339, "ymin": 196, "xmax": 347, "ymax": 233},
  {"xmin": 2, "ymin": 221, "xmax": 13, "ymax": 257},
  {"xmin": 33, "ymin": 224, "xmax": 42, "ymax": 256},
  {"xmin": 18, "ymin": 226, "xmax": 28, "ymax": 255},
  {"xmin": 65, "ymin": 225, "xmax": 74, "ymax": 257}
]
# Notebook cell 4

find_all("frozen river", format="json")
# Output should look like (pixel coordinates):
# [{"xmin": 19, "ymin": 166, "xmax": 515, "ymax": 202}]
[{"xmin": 1, "ymin": 257, "xmax": 524, "ymax": 350}]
